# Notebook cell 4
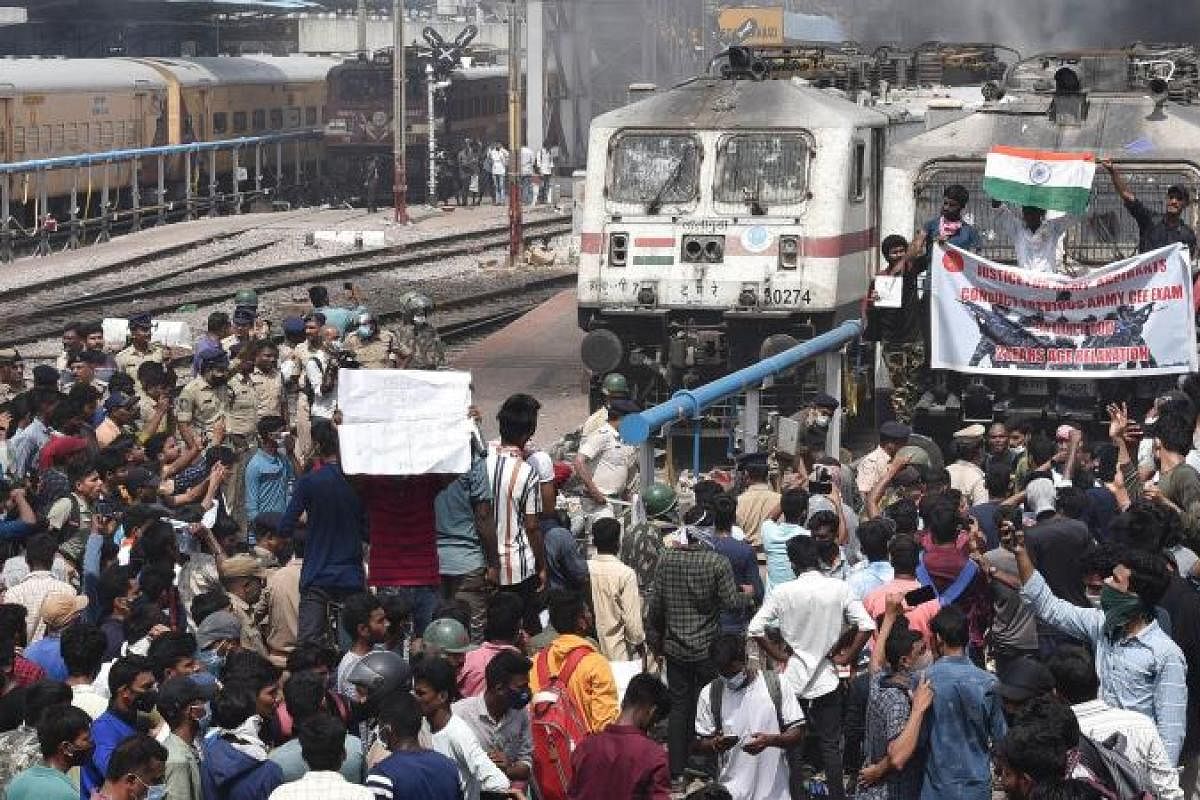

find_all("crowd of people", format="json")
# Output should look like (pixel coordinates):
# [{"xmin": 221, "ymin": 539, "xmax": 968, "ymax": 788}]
[{"xmin": 0, "ymin": 181, "xmax": 1197, "ymax": 800}]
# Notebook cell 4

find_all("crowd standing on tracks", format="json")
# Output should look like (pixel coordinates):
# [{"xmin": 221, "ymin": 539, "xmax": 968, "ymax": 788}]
[{"xmin": 0, "ymin": 208, "xmax": 1199, "ymax": 800}]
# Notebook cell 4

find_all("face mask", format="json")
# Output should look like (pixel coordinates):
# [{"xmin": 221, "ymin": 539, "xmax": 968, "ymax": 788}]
[
  {"xmin": 720, "ymin": 671, "xmax": 752, "ymax": 692},
  {"xmin": 1100, "ymin": 585, "xmax": 1144, "ymax": 636},
  {"xmin": 507, "ymin": 687, "xmax": 532, "ymax": 711},
  {"xmin": 146, "ymin": 785, "xmax": 167, "ymax": 800},
  {"xmin": 1086, "ymin": 591, "xmax": 1103, "ymax": 609},
  {"xmin": 133, "ymin": 688, "xmax": 159, "ymax": 714},
  {"xmin": 190, "ymin": 701, "xmax": 212, "ymax": 732},
  {"xmin": 1010, "ymin": 446, "xmax": 1026, "ymax": 456},
  {"xmin": 197, "ymin": 648, "xmax": 225, "ymax": 678},
  {"xmin": 356, "ymin": 325, "xmax": 374, "ymax": 340},
  {"xmin": 412, "ymin": 314, "xmax": 427, "ymax": 327},
  {"xmin": 814, "ymin": 413, "xmax": 831, "ymax": 427}
]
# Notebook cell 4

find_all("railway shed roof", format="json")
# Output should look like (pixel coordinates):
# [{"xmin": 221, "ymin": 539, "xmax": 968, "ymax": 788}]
[
  {"xmin": 0, "ymin": 57, "xmax": 168, "ymax": 94},
  {"xmin": 142, "ymin": 54, "xmax": 341, "ymax": 87}
]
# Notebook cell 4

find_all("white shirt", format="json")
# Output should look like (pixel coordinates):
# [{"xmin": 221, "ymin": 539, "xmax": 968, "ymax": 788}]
[
  {"xmin": 430, "ymin": 714, "xmax": 510, "ymax": 800},
  {"xmin": 748, "ymin": 570, "xmax": 876, "ymax": 699},
  {"xmin": 947, "ymin": 460, "xmax": 988, "ymax": 506},
  {"xmin": 268, "ymin": 770, "xmax": 375, "ymax": 800},
  {"xmin": 304, "ymin": 350, "xmax": 336, "ymax": 419},
  {"xmin": 695, "ymin": 671, "xmax": 805, "ymax": 800},
  {"xmin": 488, "ymin": 148, "xmax": 508, "ymax": 176},
  {"xmin": 71, "ymin": 683, "xmax": 108, "ymax": 719},
  {"xmin": 1072, "ymin": 700, "xmax": 1183, "ymax": 800},
  {"xmin": 996, "ymin": 203, "xmax": 1072, "ymax": 273},
  {"xmin": 486, "ymin": 444, "xmax": 541, "ymax": 586},
  {"xmin": 577, "ymin": 422, "xmax": 633, "ymax": 497},
  {"xmin": 518, "ymin": 146, "xmax": 535, "ymax": 176}
]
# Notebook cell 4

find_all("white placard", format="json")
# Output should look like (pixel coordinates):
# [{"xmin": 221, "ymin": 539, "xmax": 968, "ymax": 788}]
[
  {"xmin": 873, "ymin": 274, "xmax": 904, "ymax": 309},
  {"xmin": 336, "ymin": 369, "xmax": 475, "ymax": 475}
]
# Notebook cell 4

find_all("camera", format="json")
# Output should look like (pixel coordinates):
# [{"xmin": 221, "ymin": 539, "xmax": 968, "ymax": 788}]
[{"xmin": 809, "ymin": 465, "xmax": 833, "ymax": 495}]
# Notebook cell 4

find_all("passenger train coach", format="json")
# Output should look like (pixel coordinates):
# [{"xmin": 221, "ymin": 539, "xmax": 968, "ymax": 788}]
[
  {"xmin": 576, "ymin": 64, "xmax": 888, "ymax": 402},
  {"xmin": 0, "ymin": 55, "xmax": 338, "ymax": 222}
]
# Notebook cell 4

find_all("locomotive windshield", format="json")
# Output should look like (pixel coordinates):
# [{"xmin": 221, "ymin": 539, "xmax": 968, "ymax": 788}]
[
  {"xmin": 715, "ymin": 134, "xmax": 810, "ymax": 205},
  {"xmin": 609, "ymin": 134, "xmax": 699, "ymax": 206}
]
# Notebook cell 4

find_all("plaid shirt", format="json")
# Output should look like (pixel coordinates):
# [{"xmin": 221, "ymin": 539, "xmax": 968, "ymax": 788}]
[
  {"xmin": 646, "ymin": 545, "xmax": 754, "ymax": 663},
  {"xmin": 11, "ymin": 655, "xmax": 45, "ymax": 687}
]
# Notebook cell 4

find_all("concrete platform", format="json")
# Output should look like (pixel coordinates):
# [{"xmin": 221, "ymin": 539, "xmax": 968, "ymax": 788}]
[{"xmin": 455, "ymin": 290, "xmax": 589, "ymax": 445}]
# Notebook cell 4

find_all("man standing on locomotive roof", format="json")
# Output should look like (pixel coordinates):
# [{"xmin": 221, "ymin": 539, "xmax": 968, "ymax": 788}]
[
  {"xmin": 1100, "ymin": 159, "xmax": 1198, "ymax": 255},
  {"xmin": 115, "ymin": 314, "xmax": 165, "ymax": 381},
  {"xmin": 922, "ymin": 184, "xmax": 983, "ymax": 253}
]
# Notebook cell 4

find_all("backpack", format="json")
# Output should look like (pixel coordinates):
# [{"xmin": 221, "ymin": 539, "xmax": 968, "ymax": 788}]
[
  {"xmin": 530, "ymin": 645, "xmax": 593, "ymax": 800},
  {"xmin": 1075, "ymin": 733, "xmax": 1156, "ymax": 800},
  {"xmin": 707, "ymin": 668, "xmax": 787, "ymax": 737}
]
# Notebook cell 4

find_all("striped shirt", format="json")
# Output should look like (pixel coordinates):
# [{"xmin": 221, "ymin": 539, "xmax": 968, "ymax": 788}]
[
  {"xmin": 1022, "ymin": 570, "xmax": 1189, "ymax": 763},
  {"xmin": 1072, "ymin": 699, "xmax": 1183, "ymax": 800},
  {"xmin": 487, "ymin": 444, "xmax": 541, "ymax": 586}
]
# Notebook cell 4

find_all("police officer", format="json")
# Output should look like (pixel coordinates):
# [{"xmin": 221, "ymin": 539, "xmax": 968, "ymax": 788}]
[
  {"xmin": 344, "ymin": 312, "xmax": 397, "ymax": 369},
  {"xmin": 176, "ymin": 345, "xmax": 233, "ymax": 449},
  {"xmin": 223, "ymin": 305, "xmax": 257, "ymax": 363},
  {"xmin": 225, "ymin": 343, "xmax": 261, "ymax": 529},
  {"xmin": 573, "ymin": 397, "xmax": 640, "ymax": 524},
  {"xmin": 622, "ymin": 481, "xmax": 678, "ymax": 593},
  {"xmin": 583, "ymin": 373, "xmax": 629, "ymax": 438},
  {"xmin": 0, "ymin": 348, "xmax": 23, "ymax": 405},
  {"xmin": 248, "ymin": 339, "xmax": 286, "ymax": 423},
  {"xmin": 394, "ymin": 293, "xmax": 446, "ymax": 370},
  {"xmin": 115, "ymin": 313, "xmax": 165, "ymax": 381}
]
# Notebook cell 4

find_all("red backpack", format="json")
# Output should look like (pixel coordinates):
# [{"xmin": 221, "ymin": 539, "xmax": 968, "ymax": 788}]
[{"xmin": 530, "ymin": 645, "xmax": 593, "ymax": 800}]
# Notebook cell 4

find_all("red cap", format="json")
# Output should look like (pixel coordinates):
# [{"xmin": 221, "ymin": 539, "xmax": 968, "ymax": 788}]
[
  {"xmin": 37, "ymin": 436, "xmax": 88, "ymax": 472},
  {"xmin": 552, "ymin": 462, "xmax": 573, "ymax": 488}
]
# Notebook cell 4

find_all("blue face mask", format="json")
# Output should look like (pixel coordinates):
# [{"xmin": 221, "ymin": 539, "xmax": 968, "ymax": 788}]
[
  {"xmin": 197, "ymin": 648, "xmax": 225, "ymax": 678},
  {"xmin": 356, "ymin": 325, "xmax": 373, "ymax": 340},
  {"xmin": 146, "ymin": 785, "xmax": 167, "ymax": 800}
]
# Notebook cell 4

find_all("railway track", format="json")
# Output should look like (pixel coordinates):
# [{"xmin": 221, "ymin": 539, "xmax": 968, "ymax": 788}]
[{"xmin": 0, "ymin": 214, "xmax": 573, "ymax": 348}]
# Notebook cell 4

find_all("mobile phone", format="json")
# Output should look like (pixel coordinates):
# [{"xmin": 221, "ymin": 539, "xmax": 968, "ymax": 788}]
[{"xmin": 904, "ymin": 585, "xmax": 938, "ymax": 606}]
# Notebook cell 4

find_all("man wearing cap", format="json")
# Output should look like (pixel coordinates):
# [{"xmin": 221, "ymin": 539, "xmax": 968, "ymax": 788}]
[
  {"xmin": 734, "ymin": 452, "xmax": 779, "ymax": 548},
  {"xmin": 582, "ymin": 373, "xmax": 629, "ymax": 438},
  {"xmin": 95, "ymin": 392, "xmax": 140, "ymax": 448},
  {"xmin": 157, "ymin": 676, "xmax": 211, "ymax": 800},
  {"xmin": 69, "ymin": 349, "xmax": 108, "ymax": 396},
  {"xmin": 573, "ymin": 397, "xmax": 639, "ymax": 517},
  {"xmin": 1101, "ymin": 160, "xmax": 1198, "ymax": 255},
  {"xmin": 857, "ymin": 420, "xmax": 911, "ymax": 499},
  {"xmin": 0, "ymin": 348, "xmax": 23, "ymax": 405},
  {"xmin": 176, "ymin": 346, "xmax": 232, "ymax": 449},
  {"xmin": 345, "ymin": 312, "xmax": 397, "ymax": 369},
  {"xmin": 23, "ymin": 593, "xmax": 88, "ymax": 680},
  {"xmin": 196, "ymin": 611, "xmax": 242, "ymax": 675},
  {"xmin": 249, "ymin": 340, "xmax": 286, "ymax": 422},
  {"xmin": 947, "ymin": 424, "xmax": 989, "ymax": 506},
  {"xmin": 115, "ymin": 315, "xmax": 165, "ymax": 381},
  {"xmin": 219, "ymin": 554, "xmax": 268, "ymax": 656},
  {"xmin": 225, "ymin": 343, "xmax": 260, "ymax": 528},
  {"xmin": 994, "ymin": 656, "xmax": 1057, "ymax": 718},
  {"xmin": 222, "ymin": 305, "xmax": 258, "ymax": 363}
]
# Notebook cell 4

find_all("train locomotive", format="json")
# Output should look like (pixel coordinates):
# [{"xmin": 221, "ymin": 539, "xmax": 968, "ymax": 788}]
[
  {"xmin": 323, "ymin": 46, "xmax": 508, "ymax": 205},
  {"xmin": 576, "ymin": 50, "xmax": 886, "ymax": 411},
  {"xmin": 883, "ymin": 47, "xmax": 1200, "ymax": 431}
]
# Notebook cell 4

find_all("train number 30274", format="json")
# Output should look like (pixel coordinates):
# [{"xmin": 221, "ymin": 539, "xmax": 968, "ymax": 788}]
[{"xmin": 763, "ymin": 288, "xmax": 813, "ymax": 306}]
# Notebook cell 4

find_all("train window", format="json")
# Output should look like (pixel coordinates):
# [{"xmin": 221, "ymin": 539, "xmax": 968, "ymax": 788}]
[
  {"xmin": 13, "ymin": 126, "xmax": 24, "ymax": 156},
  {"xmin": 715, "ymin": 134, "xmax": 811, "ymax": 205},
  {"xmin": 305, "ymin": 106, "xmax": 318, "ymax": 125},
  {"xmin": 233, "ymin": 111, "xmax": 248, "ymax": 133},
  {"xmin": 285, "ymin": 107, "xmax": 301, "ymax": 128},
  {"xmin": 100, "ymin": 122, "xmax": 113, "ymax": 149},
  {"xmin": 609, "ymin": 133, "xmax": 700, "ymax": 206},
  {"xmin": 252, "ymin": 110, "xmax": 266, "ymax": 131},
  {"xmin": 213, "ymin": 112, "xmax": 228, "ymax": 135},
  {"xmin": 41, "ymin": 125, "xmax": 51, "ymax": 154},
  {"xmin": 850, "ymin": 141, "xmax": 866, "ymax": 201},
  {"xmin": 270, "ymin": 109, "xmax": 284, "ymax": 129},
  {"xmin": 53, "ymin": 124, "xmax": 64, "ymax": 152}
]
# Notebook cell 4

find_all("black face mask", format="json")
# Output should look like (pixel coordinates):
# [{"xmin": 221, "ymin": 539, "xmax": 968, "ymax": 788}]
[{"xmin": 133, "ymin": 688, "xmax": 158, "ymax": 714}]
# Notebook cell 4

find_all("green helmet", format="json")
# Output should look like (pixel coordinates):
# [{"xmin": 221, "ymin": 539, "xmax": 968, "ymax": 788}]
[
  {"xmin": 643, "ymin": 482, "xmax": 677, "ymax": 517},
  {"xmin": 233, "ymin": 289, "xmax": 259, "ymax": 308},
  {"xmin": 423, "ymin": 617, "xmax": 472, "ymax": 654},
  {"xmin": 601, "ymin": 373, "xmax": 629, "ymax": 397}
]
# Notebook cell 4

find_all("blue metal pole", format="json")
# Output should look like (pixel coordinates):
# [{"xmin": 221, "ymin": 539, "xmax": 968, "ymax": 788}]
[{"xmin": 621, "ymin": 319, "xmax": 864, "ymax": 445}]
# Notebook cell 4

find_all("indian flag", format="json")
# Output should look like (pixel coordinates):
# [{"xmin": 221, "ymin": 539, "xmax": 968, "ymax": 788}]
[{"xmin": 983, "ymin": 146, "xmax": 1096, "ymax": 215}]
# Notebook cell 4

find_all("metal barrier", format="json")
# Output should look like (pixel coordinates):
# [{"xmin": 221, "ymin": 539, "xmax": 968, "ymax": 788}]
[
  {"xmin": 0, "ymin": 129, "xmax": 323, "ymax": 261},
  {"xmin": 620, "ymin": 319, "xmax": 865, "ymax": 488}
]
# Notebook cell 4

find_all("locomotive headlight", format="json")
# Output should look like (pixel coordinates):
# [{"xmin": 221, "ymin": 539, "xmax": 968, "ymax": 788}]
[
  {"xmin": 608, "ymin": 232, "xmax": 629, "ymax": 267},
  {"xmin": 779, "ymin": 236, "xmax": 799, "ymax": 269},
  {"xmin": 703, "ymin": 239, "xmax": 724, "ymax": 263},
  {"xmin": 683, "ymin": 239, "xmax": 704, "ymax": 262},
  {"xmin": 738, "ymin": 288, "xmax": 758, "ymax": 307},
  {"xmin": 637, "ymin": 286, "xmax": 657, "ymax": 306}
]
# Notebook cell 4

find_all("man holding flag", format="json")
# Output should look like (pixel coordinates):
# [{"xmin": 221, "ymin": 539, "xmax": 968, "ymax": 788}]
[{"xmin": 983, "ymin": 146, "xmax": 1096, "ymax": 273}]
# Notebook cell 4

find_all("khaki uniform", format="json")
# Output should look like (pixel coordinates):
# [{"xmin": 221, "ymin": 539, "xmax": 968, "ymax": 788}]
[
  {"xmin": 229, "ymin": 593, "xmax": 268, "ymax": 656},
  {"xmin": 175, "ymin": 376, "xmax": 231, "ymax": 446},
  {"xmin": 137, "ymin": 389, "xmax": 173, "ymax": 440},
  {"xmin": 395, "ymin": 323, "xmax": 446, "ymax": 370},
  {"xmin": 345, "ymin": 330, "xmax": 397, "ymax": 370},
  {"xmin": 225, "ymin": 373, "xmax": 260, "ymax": 530},
  {"xmin": 115, "ymin": 343, "xmax": 165, "ymax": 380},
  {"xmin": 221, "ymin": 334, "xmax": 250, "ymax": 359},
  {"xmin": 250, "ymin": 369, "xmax": 285, "ymax": 420},
  {"xmin": 581, "ymin": 406, "xmax": 609, "ymax": 438},
  {"xmin": 289, "ymin": 342, "xmax": 314, "ymax": 460}
]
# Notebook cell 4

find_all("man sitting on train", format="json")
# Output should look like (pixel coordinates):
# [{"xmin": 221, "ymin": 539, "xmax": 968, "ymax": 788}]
[{"xmin": 990, "ymin": 200, "xmax": 1075, "ymax": 274}]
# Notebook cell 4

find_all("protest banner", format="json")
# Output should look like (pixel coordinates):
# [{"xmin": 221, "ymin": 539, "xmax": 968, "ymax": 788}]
[
  {"xmin": 337, "ymin": 369, "xmax": 476, "ymax": 474},
  {"xmin": 931, "ymin": 242, "xmax": 1197, "ymax": 377}
]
